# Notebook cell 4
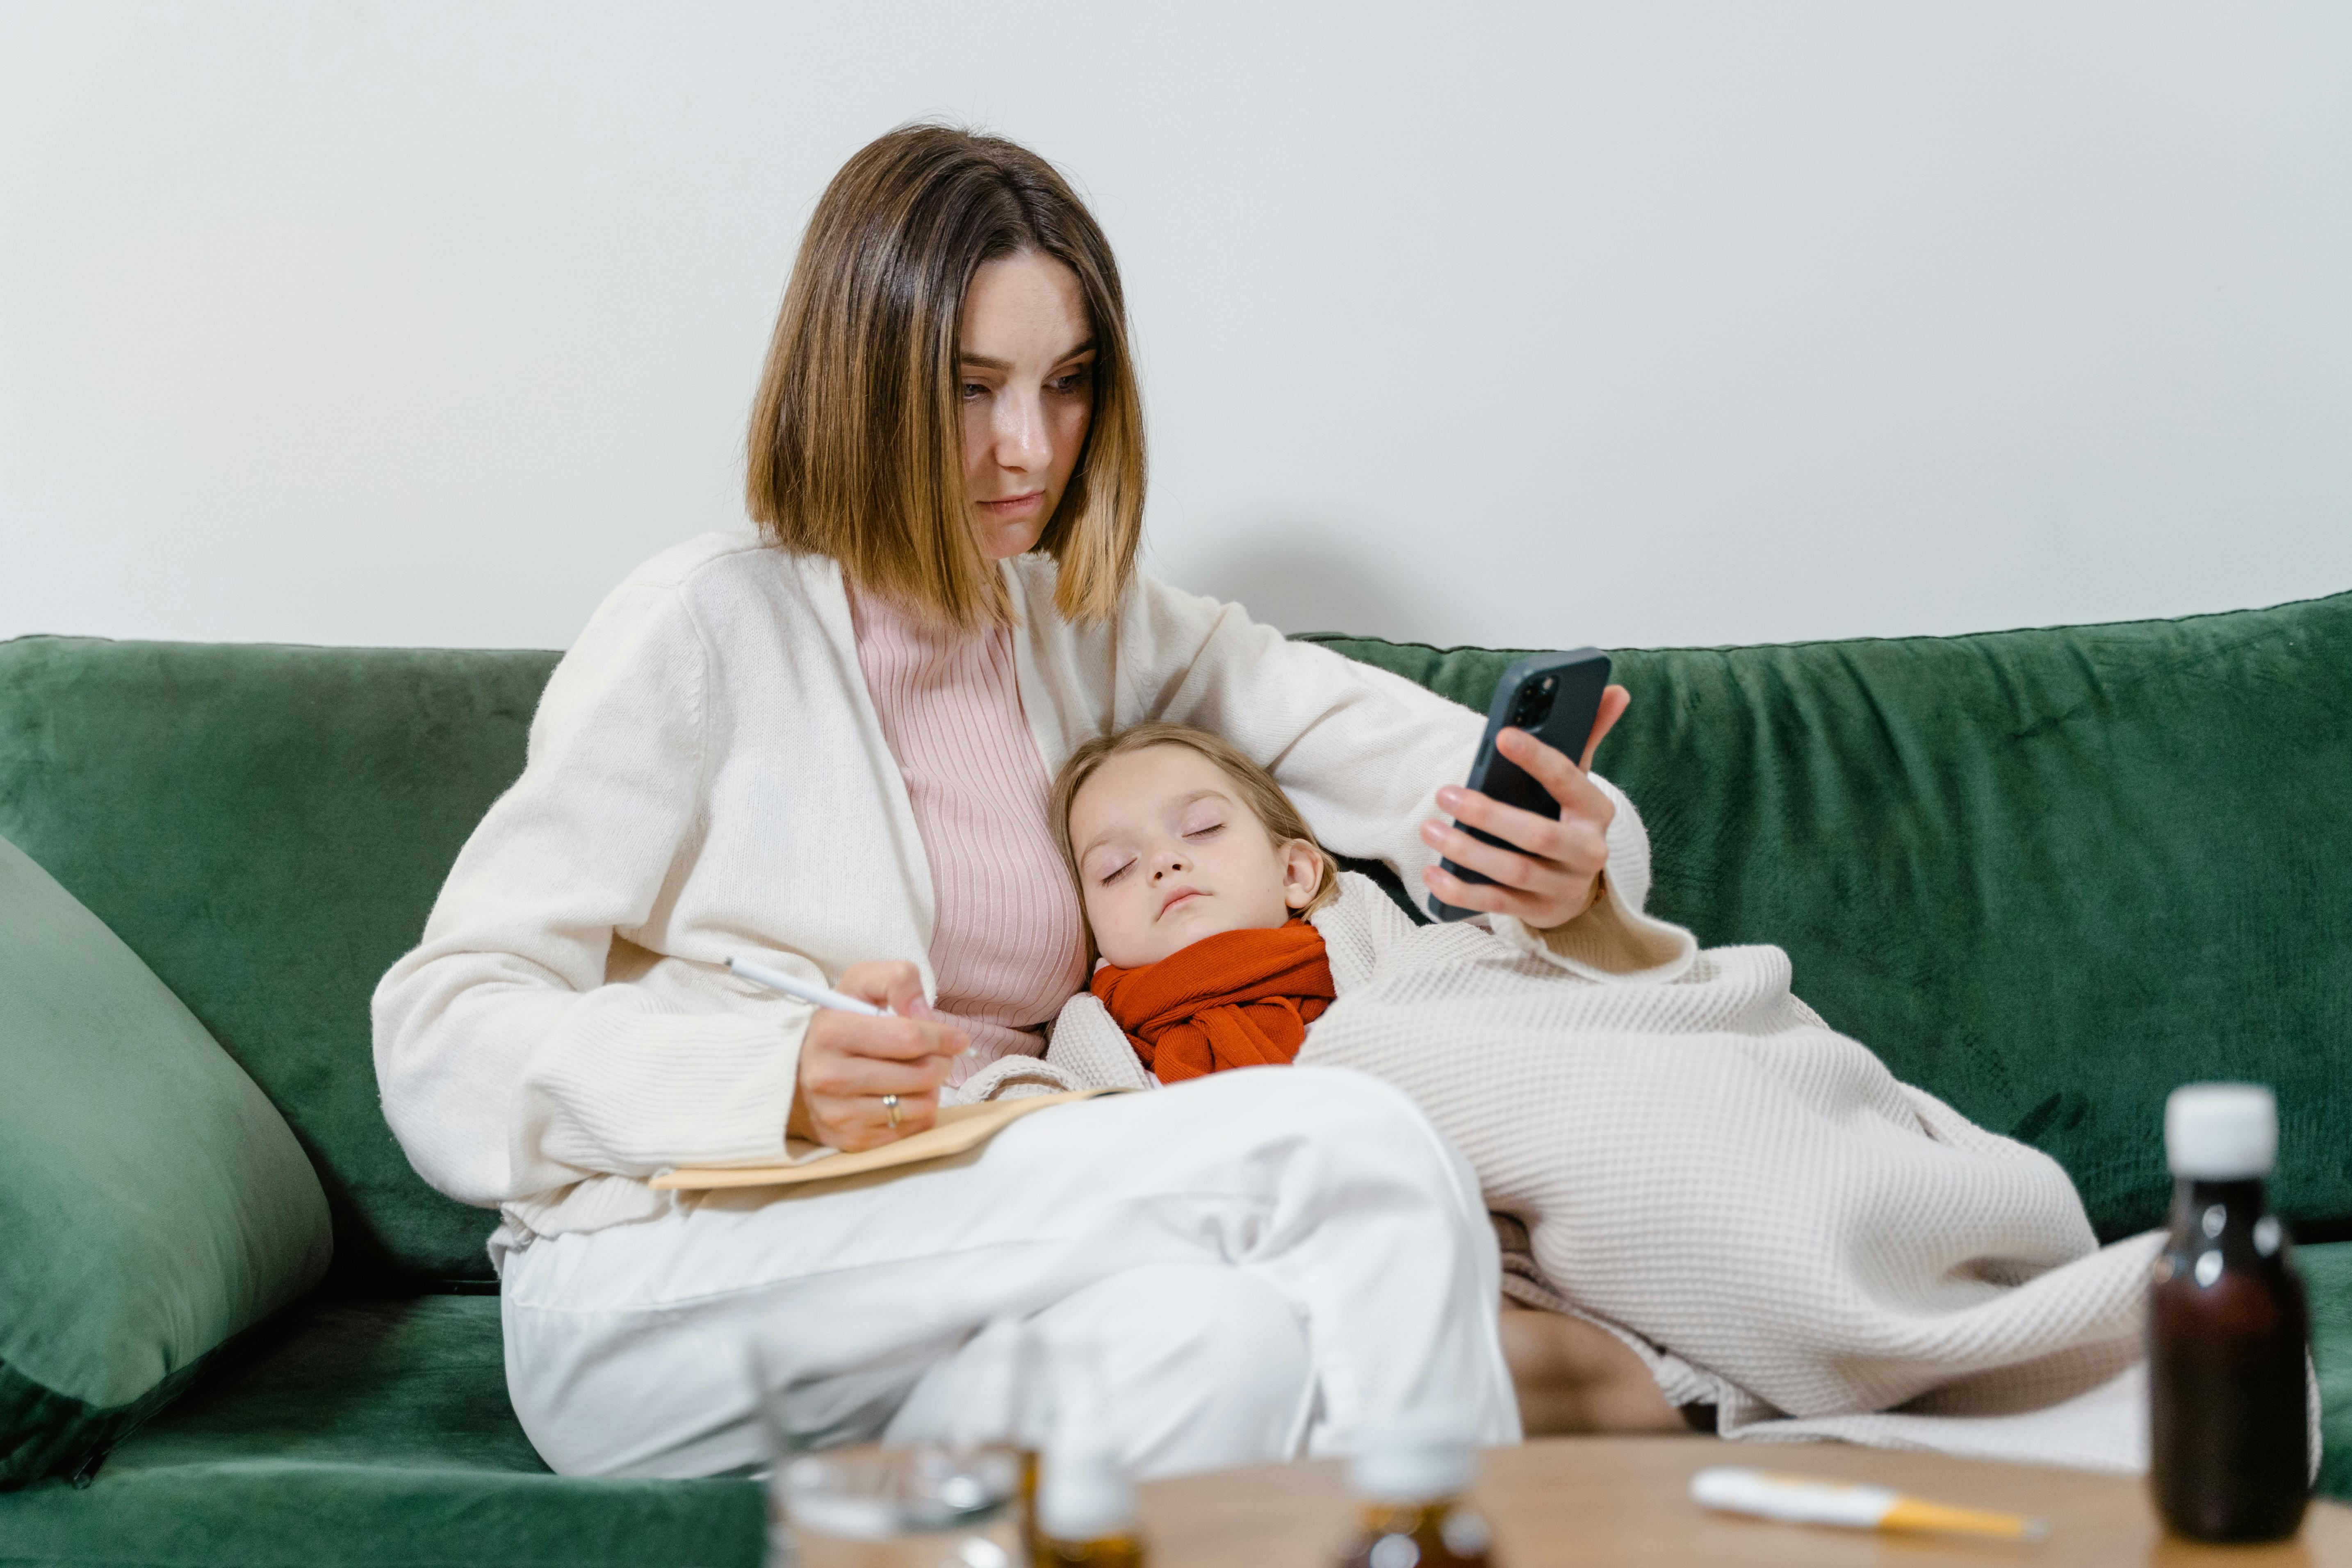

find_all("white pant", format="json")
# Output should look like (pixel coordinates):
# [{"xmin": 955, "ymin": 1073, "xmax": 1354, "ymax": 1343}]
[{"xmin": 501, "ymin": 1067, "xmax": 1520, "ymax": 1479}]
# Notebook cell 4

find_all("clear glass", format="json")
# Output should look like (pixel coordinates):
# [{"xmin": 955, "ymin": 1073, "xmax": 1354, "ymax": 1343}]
[
  {"xmin": 937, "ymin": 1317, "xmax": 1048, "ymax": 1566},
  {"xmin": 750, "ymin": 1330, "xmax": 1027, "ymax": 1568},
  {"xmin": 937, "ymin": 1319, "xmax": 1117, "ymax": 1564},
  {"xmin": 773, "ymin": 1444, "xmax": 1023, "ymax": 1568}
]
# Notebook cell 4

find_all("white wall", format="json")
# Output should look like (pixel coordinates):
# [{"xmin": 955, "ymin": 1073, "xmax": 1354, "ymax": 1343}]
[{"xmin": 3, "ymin": 2, "xmax": 2347, "ymax": 653}]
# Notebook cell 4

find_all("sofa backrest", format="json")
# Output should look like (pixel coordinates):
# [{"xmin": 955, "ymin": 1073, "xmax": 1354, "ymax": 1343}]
[
  {"xmin": 1310, "ymin": 588, "xmax": 2352, "ymax": 1245},
  {"xmin": 4, "ymin": 592, "xmax": 2346, "ymax": 1287},
  {"xmin": 0, "ymin": 639, "xmax": 556, "ymax": 1288}
]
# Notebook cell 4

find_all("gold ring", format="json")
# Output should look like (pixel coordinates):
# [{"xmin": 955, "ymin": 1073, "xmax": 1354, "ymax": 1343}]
[{"xmin": 882, "ymin": 1093, "xmax": 900, "ymax": 1129}]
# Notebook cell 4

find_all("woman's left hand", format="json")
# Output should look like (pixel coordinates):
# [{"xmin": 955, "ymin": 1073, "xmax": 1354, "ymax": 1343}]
[{"xmin": 1419, "ymin": 685, "xmax": 1632, "ymax": 930}]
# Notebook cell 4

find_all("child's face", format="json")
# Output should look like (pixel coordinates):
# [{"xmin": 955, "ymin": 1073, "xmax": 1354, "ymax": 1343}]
[{"xmin": 1067, "ymin": 744, "xmax": 1324, "ymax": 968}]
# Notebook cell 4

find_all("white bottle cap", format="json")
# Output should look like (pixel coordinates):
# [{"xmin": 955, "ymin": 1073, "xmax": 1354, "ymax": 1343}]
[
  {"xmin": 1037, "ymin": 1445, "xmax": 1135, "ymax": 1543},
  {"xmin": 2165, "ymin": 1083, "xmax": 2277, "ymax": 1179},
  {"xmin": 1347, "ymin": 1427, "xmax": 1476, "ymax": 1503}
]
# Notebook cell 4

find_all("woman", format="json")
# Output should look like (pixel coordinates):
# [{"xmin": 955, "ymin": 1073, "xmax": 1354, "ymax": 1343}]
[{"xmin": 372, "ymin": 125, "xmax": 1653, "ymax": 1480}]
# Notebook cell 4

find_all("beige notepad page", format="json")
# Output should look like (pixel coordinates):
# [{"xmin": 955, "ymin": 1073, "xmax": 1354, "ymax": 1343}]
[{"xmin": 649, "ymin": 1087, "xmax": 1131, "ymax": 1191}]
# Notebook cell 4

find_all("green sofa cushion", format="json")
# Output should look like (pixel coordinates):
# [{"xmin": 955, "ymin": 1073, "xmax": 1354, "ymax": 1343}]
[
  {"xmin": 0, "ymin": 1296, "xmax": 765, "ymax": 1568},
  {"xmin": 1305, "ymin": 589, "xmax": 2352, "ymax": 1243},
  {"xmin": 0, "ymin": 638, "xmax": 559, "ymax": 1290},
  {"xmin": 0, "ymin": 834, "xmax": 331, "ymax": 1489}
]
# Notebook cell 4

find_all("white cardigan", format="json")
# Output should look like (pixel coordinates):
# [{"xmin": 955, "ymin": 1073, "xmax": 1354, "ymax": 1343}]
[{"xmin": 371, "ymin": 529, "xmax": 1655, "ymax": 1239}]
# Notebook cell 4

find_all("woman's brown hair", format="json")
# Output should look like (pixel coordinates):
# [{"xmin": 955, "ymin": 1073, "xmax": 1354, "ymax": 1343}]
[
  {"xmin": 1049, "ymin": 723, "xmax": 1341, "ymax": 919},
  {"xmin": 747, "ymin": 124, "xmax": 1146, "ymax": 629}
]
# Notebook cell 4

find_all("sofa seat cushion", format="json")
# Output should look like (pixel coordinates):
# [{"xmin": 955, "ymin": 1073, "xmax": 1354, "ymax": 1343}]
[{"xmin": 0, "ymin": 1295, "xmax": 764, "ymax": 1567}]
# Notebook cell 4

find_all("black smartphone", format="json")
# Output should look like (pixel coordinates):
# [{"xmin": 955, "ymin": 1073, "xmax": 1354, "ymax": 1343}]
[{"xmin": 1426, "ymin": 647, "xmax": 1614, "ymax": 922}]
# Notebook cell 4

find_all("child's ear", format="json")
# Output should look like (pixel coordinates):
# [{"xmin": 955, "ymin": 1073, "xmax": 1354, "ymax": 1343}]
[{"xmin": 1279, "ymin": 840, "xmax": 1323, "ymax": 910}]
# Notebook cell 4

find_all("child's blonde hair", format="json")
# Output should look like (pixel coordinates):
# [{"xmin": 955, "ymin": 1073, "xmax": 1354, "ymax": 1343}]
[{"xmin": 1050, "ymin": 722, "xmax": 1341, "ymax": 917}]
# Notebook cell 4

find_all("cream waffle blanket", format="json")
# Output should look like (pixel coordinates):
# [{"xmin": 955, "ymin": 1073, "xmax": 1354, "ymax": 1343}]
[{"xmin": 1005, "ymin": 869, "xmax": 2159, "ymax": 1473}]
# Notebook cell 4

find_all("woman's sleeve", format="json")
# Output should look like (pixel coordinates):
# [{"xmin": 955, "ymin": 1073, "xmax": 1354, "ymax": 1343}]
[
  {"xmin": 1483, "ymin": 775, "xmax": 1699, "ymax": 983},
  {"xmin": 1122, "ymin": 577, "xmax": 1694, "ymax": 979},
  {"xmin": 370, "ymin": 581, "xmax": 804, "ymax": 1208},
  {"xmin": 1120, "ymin": 577, "xmax": 1485, "ymax": 896}
]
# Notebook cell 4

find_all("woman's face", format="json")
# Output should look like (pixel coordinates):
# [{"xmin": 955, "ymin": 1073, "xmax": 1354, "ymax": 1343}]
[{"xmin": 958, "ymin": 251, "xmax": 1095, "ymax": 561}]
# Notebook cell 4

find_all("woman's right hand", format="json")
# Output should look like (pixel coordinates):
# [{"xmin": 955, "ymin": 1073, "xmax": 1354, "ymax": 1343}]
[{"xmin": 787, "ymin": 961, "xmax": 969, "ymax": 1152}]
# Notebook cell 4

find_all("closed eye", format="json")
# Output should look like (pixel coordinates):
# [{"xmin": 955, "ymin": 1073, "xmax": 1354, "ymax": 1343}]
[
  {"xmin": 1183, "ymin": 822, "xmax": 1224, "ymax": 841},
  {"xmin": 1096, "ymin": 858, "xmax": 1136, "ymax": 886}
]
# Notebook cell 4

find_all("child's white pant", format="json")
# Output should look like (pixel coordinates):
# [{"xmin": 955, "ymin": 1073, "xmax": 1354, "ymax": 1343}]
[{"xmin": 500, "ymin": 1066, "xmax": 1520, "ymax": 1479}]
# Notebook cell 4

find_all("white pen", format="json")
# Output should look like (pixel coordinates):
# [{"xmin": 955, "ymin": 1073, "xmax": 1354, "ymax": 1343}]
[{"xmin": 725, "ymin": 955, "xmax": 888, "ymax": 1017}]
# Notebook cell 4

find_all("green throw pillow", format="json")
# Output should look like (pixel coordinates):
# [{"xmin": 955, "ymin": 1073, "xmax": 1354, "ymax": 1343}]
[{"xmin": 0, "ymin": 833, "xmax": 331, "ymax": 1488}]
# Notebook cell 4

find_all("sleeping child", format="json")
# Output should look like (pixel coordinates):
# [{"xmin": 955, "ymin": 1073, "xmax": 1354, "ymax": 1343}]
[{"xmin": 981, "ymin": 719, "xmax": 2168, "ymax": 1472}]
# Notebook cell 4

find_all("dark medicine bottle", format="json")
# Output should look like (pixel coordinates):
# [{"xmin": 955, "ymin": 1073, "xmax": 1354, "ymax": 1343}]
[{"xmin": 2150, "ymin": 1083, "xmax": 2310, "ymax": 1543}]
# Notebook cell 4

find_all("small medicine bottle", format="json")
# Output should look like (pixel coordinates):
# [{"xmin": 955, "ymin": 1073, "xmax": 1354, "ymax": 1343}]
[
  {"xmin": 2149, "ymin": 1082, "xmax": 2311, "ymax": 1543},
  {"xmin": 1337, "ymin": 1429, "xmax": 1495, "ymax": 1568},
  {"xmin": 1035, "ymin": 1440, "xmax": 1146, "ymax": 1568}
]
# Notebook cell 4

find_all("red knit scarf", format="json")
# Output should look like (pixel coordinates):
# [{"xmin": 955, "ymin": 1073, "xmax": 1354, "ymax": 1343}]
[{"xmin": 1090, "ymin": 918, "xmax": 1336, "ymax": 1084}]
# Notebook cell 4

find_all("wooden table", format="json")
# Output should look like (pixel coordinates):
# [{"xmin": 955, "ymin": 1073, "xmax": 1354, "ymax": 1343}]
[{"xmin": 1134, "ymin": 1435, "xmax": 2352, "ymax": 1566}]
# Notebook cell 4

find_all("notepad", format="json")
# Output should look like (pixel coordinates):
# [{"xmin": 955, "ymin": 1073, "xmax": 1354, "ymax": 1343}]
[{"xmin": 649, "ymin": 1087, "xmax": 1131, "ymax": 1190}]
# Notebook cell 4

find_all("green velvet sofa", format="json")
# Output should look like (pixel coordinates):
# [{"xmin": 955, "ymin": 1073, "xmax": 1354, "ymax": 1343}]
[{"xmin": 2, "ymin": 590, "xmax": 2349, "ymax": 1567}]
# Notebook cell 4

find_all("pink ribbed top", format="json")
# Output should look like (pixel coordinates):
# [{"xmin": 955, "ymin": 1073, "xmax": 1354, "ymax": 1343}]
[{"xmin": 848, "ymin": 587, "xmax": 1087, "ymax": 1083}]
